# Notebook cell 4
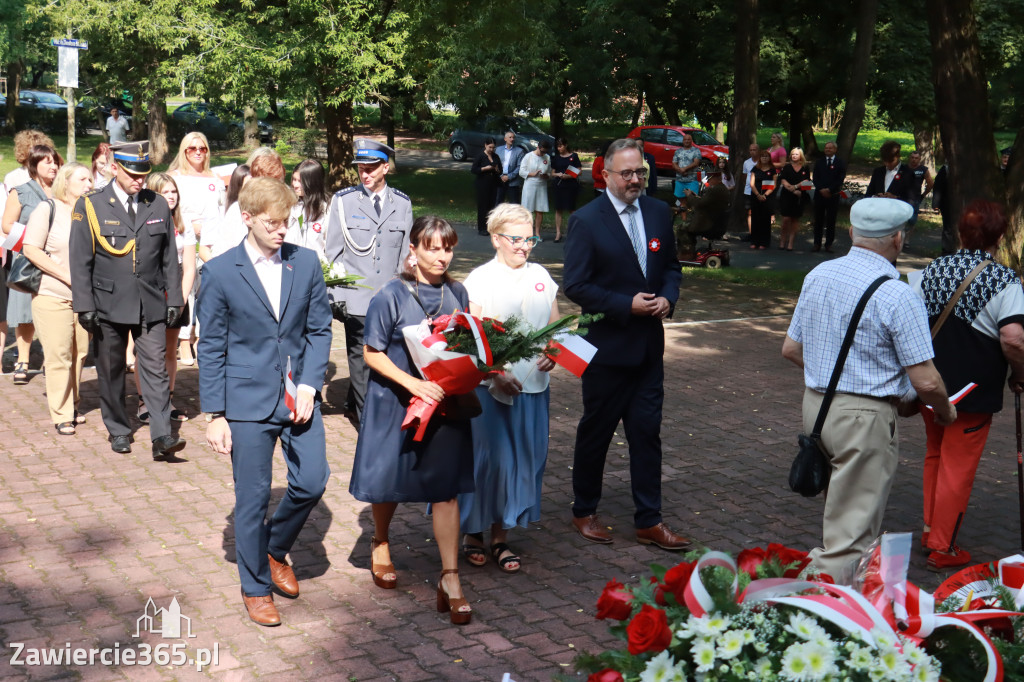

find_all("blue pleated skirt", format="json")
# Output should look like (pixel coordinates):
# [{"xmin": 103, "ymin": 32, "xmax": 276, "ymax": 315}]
[{"xmin": 458, "ymin": 386, "xmax": 550, "ymax": 533}]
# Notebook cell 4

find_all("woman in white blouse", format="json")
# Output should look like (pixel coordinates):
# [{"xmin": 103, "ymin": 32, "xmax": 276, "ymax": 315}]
[
  {"xmin": 285, "ymin": 159, "xmax": 329, "ymax": 261},
  {"xmin": 519, "ymin": 141, "xmax": 552, "ymax": 237},
  {"xmin": 458, "ymin": 203, "xmax": 559, "ymax": 573}
]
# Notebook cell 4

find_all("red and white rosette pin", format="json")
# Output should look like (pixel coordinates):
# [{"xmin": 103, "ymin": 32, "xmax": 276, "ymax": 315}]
[
  {"xmin": 209, "ymin": 183, "xmax": 216, "ymax": 192},
  {"xmin": 648, "ymin": 238, "xmax": 661, "ymax": 252}
]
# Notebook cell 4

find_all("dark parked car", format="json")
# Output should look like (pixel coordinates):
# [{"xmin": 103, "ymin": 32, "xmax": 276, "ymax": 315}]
[
  {"xmin": 448, "ymin": 116, "xmax": 555, "ymax": 162},
  {"xmin": 626, "ymin": 125, "xmax": 729, "ymax": 173},
  {"xmin": 171, "ymin": 102, "xmax": 273, "ymax": 144},
  {"xmin": 7, "ymin": 90, "xmax": 87, "ymax": 134}
]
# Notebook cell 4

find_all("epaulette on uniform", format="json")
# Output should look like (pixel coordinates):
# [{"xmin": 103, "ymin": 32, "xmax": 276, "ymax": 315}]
[
  {"xmin": 334, "ymin": 186, "xmax": 360, "ymax": 198},
  {"xmin": 83, "ymin": 188, "xmax": 103, "ymax": 197},
  {"xmin": 391, "ymin": 188, "xmax": 410, "ymax": 202}
]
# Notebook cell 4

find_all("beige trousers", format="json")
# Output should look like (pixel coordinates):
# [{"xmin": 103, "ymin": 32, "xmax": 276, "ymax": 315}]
[
  {"xmin": 803, "ymin": 388, "xmax": 899, "ymax": 583},
  {"xmin": 31, "ymin": 295, "xmax": 89, "ymax": 424}
]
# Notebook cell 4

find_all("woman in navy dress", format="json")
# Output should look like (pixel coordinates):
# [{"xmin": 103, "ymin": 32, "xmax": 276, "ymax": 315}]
[
  {"xmin": 349, "ymin": 215, "xmax": 475, "ymax": 624},
  {"xmin": 550, "ymin": 137, "xmax": 582, "ymax": 243}
]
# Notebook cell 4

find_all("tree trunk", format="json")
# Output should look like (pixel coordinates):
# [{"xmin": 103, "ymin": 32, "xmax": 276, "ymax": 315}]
[
  {"xmin": 303, "ymin": 93, "xmax": 318, "ymax": 129},
  {"xmin": 913, "ymin": 125, "xmax": 935, "ymax": 171},
  {"xmin": 380, "ymin": 97, "xmax": 395, "ymax": 150},
  {"xmin": 1004, "ymin": 127, "xmax": 1024, "ymax": 271},
  {"xmin": 266, "ymin": 82, "xmax": 279, "ymax": 120},
  {"xmin": 243, "ymin": 105, "xmax": 260, "ymax": 150},
  {"xmin": 631, "ymin": 93, "xmax": 644, "ymax": 128},
  {"xmin": 413, "ymin": 84, "xmax": 433, "ymax": 129},
  {"xmin": 787, "ymin": 97, "xmax": 803, "ymax": 153},
  {"xmin": 550, "ymin": 93, "xmax": 565, "ymax": 141},
  {"xmin": 648, "ymin": 106, "xmax": 665, "ymax": 125},
  {"xmin": 801, "ymin": 112, "xmax": 819, "ymax": 158},
  {"xmin": 148, "ymin": 97, "xmax": 170, "ymax": 165},
  {"xmin": 131, "ymin": 102, "xmax": 146, "ymax": 141},
  {"xmin": 926, "ymin": 0, "xmax": 1004, "ymax": 232},
  {"xmin": 324, "ymin": 98, "xmax": 356, "ymax": 192},
  {"xmin": 6, "ymin": 60, "xmax": 23, "ymax": 131},
  {"xmin": 728, "ymin": 0, "xmax": 759, "ymax": 232},
  {"xmin": 834, "ymin": 0, "xmax": 879, "ymax": 161},
  {"xmin": 715, "ymin": 122, "xmax": 725, "ymax": 143}
]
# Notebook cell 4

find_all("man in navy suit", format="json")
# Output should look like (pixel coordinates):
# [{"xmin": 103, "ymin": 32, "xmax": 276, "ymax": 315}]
[
  {"xmin": 197, "ymin": 178, "xmax": 333, "ymax": 626},
  {"xmin": 563, "ymin": 138, "xmax": 689, "ymax": 550},
  {"xmin": 495, "ymin": 130, "xmax": 526, "ymax": 204},
  {"xmin": 811, "ymin": 141, "xmax": 847, "ymax": 252}
]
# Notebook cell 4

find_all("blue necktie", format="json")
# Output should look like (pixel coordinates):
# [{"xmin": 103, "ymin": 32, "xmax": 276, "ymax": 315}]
[{"xmin": 624, "ymin": 204, "xmax": 646, "ymax": 276}]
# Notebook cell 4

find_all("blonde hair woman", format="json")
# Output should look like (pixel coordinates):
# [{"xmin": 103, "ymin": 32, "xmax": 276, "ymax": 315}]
[
  {"xmin": 168, "ymin": 132, "xmax": 225, "ymax": 239},
  {"xmin": 134, "ymin": 173, "xmax": 196, "ymax": 424},
  {"xmin": 22, "ymin": 162, "xmax": 92, "ymax": 433},
  {"xmin": 458, "ymin": 203, "xmax": 559, "ymax": 573},
  {"xmin": 778, "ymin": 147, "xmax": 811, "ymax": 250}
]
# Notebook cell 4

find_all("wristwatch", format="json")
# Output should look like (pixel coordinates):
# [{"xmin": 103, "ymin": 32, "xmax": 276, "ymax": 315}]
[{"xmin": 207, "ymin": 411, "xmax": 226, "ymax": 420}]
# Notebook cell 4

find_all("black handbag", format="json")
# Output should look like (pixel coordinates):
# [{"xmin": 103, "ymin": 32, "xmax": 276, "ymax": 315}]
[
  {"xmin": 7, "ymin": 199, "xmax": 55, "ymax": 295},
  {"xmin": 789, "ymin": 275, "xmax": 891, "ymax": 497}
]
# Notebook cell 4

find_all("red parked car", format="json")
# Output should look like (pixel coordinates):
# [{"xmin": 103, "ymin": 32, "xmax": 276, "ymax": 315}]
[{"xmin": 627, "ymin": 126, "xmax": 729, "ymax": 174}]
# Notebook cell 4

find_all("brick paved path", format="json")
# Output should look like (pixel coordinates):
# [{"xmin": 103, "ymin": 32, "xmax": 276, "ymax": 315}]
[{"xmin": 2, "ymin": 224, "xmax": 1022, "ymax": 681}]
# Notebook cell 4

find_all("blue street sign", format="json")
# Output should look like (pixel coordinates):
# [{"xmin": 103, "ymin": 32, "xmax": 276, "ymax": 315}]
[{"xmin": 51, "ymin": 38, "xmax": 88, "ymax": 49}]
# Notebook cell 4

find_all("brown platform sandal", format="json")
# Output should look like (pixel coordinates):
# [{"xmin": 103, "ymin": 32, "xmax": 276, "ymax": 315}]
[
  {"xmin": 436, "ymin": 569, "xmax": 472, "ymax": 625},
  {"xmin": 370, "ymin": 536, "xmax": 397, "ymax": 589}
]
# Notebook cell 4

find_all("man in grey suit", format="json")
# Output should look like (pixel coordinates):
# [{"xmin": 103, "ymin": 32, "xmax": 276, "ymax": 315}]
[
  {"xmin": 495, "ymin": 130, "xmax": 525, "ymax": 204},
  {"xmin": 69, "ymin": 141, "xmax": 185, "ymax": 459},
  {"xmin": 324, "ymin": 139, "xmax": 413, "ymax": 424}
]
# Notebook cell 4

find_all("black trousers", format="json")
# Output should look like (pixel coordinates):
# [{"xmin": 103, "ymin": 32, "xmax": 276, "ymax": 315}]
[
  {"xmin": 343, "ymin": 314, "xmax": 368, "ymax": 425},
  {"xmin": 475, "ymin": 180, "xmax": 497, "ymax": 233},
  {"xmin": 495, "ymin": 182, "xmax": 521, "ymax": 205},
  {"xmin": 571, "ymin": 359, "xmax": 665, "ymax": 528},
  {"xmin": 813, "ymin": 193, "xmax": 840, "ymax": 248},
  {"xmin": 95, "ymin": 317, "xmax": 171, "ymax": 439}
]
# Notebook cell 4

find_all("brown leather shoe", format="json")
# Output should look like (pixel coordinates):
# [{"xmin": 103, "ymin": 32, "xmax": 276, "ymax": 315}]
[
  {"xmin": 572, "ymin": 514, "xmax": 613, "ymax": 544},
  {"xmin": 268, "ymin": 554, "xmax": 299, "ymax": 598},
  {"xmin": 636, "ymin": 523, "xmax": 691, "ymax": 550},
  {"xmin": 242, "ymin": 594, "xmax": 281, "ymax": 626}
]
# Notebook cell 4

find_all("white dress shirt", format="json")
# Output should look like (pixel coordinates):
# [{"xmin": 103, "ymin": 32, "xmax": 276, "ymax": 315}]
[
  {"xmin": 605, "ymin": 191, "xmax": 648, "ymax": 249},
  {"xmin": 243, "ymin": 239, "xmax": 315, "ymax": 396},
  {"xmin": 884, "ymin": 166, "xmax": 898, "ymax": 192}
]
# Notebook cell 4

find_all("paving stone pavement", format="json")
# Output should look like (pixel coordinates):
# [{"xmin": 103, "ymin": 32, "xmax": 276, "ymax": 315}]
[{"xmin": 2, "ymin": 222, "xmax": 1023, "ymax": 681}]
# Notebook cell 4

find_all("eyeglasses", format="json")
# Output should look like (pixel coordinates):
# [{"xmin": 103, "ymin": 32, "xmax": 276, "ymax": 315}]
[
  {"xmin": 497, "ymin": 234, "xmax": 541, "ymax": 248},
  {"xmin": 607, "ymin": 168, "xmax": 648, "ymax": 180},
  {"xmin": 256, "ymin": 216, "xmax": 289, "ymax": 230},
  {"xmin": 186, "ymin": 146, "xmax": 209, "ymax": 154}
]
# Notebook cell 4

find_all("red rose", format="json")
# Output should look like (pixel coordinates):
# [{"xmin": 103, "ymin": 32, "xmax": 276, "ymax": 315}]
[
  {"xmin": 596, "ymin": 579, "xmax": 633, "ymax": 621},
  {"xmin": 656, "ymin": 561, "xmax": 695, "ymax": 605},
  {"xmin": 431, "ymin": 314, "xmax": 454, "ymax": 332},
  {"xmin": 626, "ymin": 604, "xmax": 672, "ymax": 655},
  {"xmin": 767, "ymin": 543, "xmax": 810, "ymax": 577},
  {"xmin": 737, "ymin": 547, "xmax": 767, "ymax": 578},
  {"xmin": 587, "ymin": 670, "xmax": 624, "ymax": 682}
]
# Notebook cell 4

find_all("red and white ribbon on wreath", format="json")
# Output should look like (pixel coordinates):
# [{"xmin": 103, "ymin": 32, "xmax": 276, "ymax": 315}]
[{"xmin": 429, "ymin": 311, "xmax": 494, "ymax": 366}]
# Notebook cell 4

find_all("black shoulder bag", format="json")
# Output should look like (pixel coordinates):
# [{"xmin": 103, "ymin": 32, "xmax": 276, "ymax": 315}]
[
  {"xmin": 789, "ymin": 275, "xmax": 891, "ymax": 497},
  {"xmin": 7, "ymin": 199, "xmax": 55, "ymax": 294}
]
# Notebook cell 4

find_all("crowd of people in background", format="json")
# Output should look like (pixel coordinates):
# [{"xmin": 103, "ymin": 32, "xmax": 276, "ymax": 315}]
[{"xmin": 2, "ymin": 121, "xmax": 1020, "ymax": 630}]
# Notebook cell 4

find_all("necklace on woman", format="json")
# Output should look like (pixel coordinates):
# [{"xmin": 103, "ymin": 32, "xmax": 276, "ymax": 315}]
[{"xmin": 416, "ymin": 279, "xmax": 445, "ymax": 318}]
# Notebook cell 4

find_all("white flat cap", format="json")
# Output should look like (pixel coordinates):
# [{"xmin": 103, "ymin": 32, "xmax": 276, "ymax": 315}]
[{"xmin": 850, "ymin": 198, "xmax": 914, "ymax": 237}]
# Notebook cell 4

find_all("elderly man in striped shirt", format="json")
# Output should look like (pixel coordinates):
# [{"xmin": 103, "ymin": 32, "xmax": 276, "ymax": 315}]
[{"xmin": 782, "ymin": 197, "xmax": 956, "ymax": 583}]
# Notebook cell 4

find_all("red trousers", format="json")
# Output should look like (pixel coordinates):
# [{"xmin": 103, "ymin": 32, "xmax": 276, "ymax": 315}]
[{"xmin": 921, "ymin": 409, "xmax": 992, "ymax": 552}]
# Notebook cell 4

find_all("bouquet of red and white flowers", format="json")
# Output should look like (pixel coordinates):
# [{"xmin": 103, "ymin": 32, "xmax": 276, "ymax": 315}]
[{"xmin": 399, "ymin": 311, "xmax": 600, "ymax": 440}]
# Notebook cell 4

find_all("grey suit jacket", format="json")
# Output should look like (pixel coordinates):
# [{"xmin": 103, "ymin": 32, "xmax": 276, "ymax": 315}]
[
  {"xmin": 496, "ymin": 145, "xmax": 526, "ymax": 187},
  {"xmin": 323, "ymin": 183, "xmax": 413, "ymax": 317}
]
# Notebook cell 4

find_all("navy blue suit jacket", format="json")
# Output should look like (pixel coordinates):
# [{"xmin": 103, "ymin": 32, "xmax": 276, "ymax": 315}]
[
  {"xmin": 197, "ymin": 241, "xmax": 333, "ymax": 422},
  {"xmin": 563, "ymin": 193, "xmax": 682, "ymax": 366}
]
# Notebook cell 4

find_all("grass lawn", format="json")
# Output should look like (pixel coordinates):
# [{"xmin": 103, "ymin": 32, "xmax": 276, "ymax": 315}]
[
  {"xmin": 388, "ymin": 167, "xmax": 476, "ymax": 223},
  {"xmin": 682, "ymin": 266, "xmax": 807, "ymax": 293}
]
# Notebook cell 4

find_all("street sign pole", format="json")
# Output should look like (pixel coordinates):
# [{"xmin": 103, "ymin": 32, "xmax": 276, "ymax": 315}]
[{"xmin": 53, "ymin": 38, "xmax": 87, "ymax": 162}]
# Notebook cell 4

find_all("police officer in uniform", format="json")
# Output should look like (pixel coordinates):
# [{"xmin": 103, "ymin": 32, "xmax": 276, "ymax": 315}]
[
  {"xmin": 324, "ymin": 139, "xmax": 413, "ymax": 425},
  {"xmin": 69, "ymin": 142, "xmax": 186, "ymax": 459}
]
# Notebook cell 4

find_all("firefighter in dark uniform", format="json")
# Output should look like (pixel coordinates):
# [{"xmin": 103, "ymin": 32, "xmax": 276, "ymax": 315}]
[
  {"xmin": 69, "ymin": 141, "xmax": 186, "ymax": 459},
  {"xmin": 324, "ymin": 139, "xmax": 413, "ymax": 425}
]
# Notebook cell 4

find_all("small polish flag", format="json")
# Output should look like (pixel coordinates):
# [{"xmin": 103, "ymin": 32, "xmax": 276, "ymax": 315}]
[
  {"xmin": 924, "ymin": 382, "xmax": 977, "ymax": 411},
  {"xmin": 1, "ymin": 222, "xmax": 27, "ymax": 252},
  {"xmin": 565, "ymin": 165, "xmax": 581, "ymax": 179},
  {"xmin": 800, "ymin": 179, "xmax": 814, "ymax": 191},
  {"xmin": 284, "ymin": 357, "xmax": 297, "ymax": 413},
  {"xmin": 546, "ymin": 333, "xmax": 597, "ymax": 378},
  {"xmin": 761, "ymin": 179, "xmax": 775, "ymax": 189}
]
